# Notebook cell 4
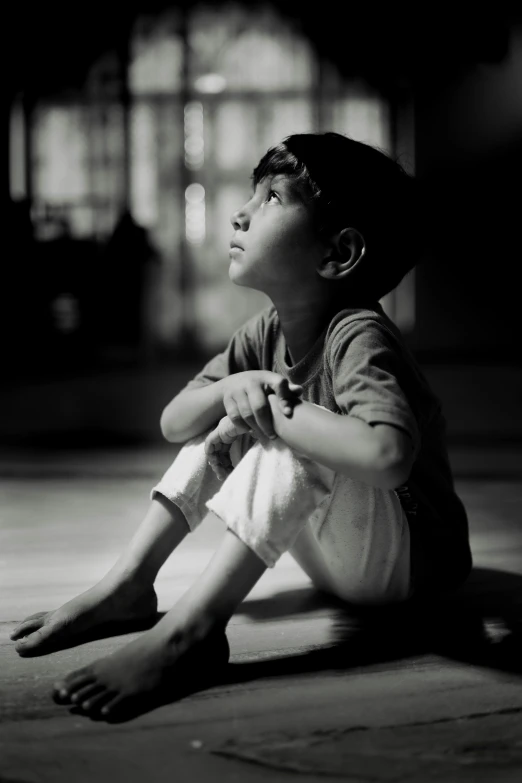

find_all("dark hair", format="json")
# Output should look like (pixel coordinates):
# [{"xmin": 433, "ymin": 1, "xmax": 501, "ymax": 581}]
[{"xmin": 252, "ymin": 132, "xmax": 426, "ymax": 302}]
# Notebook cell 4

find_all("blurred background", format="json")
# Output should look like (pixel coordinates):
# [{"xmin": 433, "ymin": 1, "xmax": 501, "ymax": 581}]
[{"xmin": 2, "ymin": 2, "xmax": 521, "ymax": 468}]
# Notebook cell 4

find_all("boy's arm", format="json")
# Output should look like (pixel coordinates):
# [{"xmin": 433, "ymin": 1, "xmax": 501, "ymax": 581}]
[
  {"xmin": 160, "ymin": 380, "xmax": 228, "ymax": 443},
  {"xmin": 268, "ymin": 396, "xmax": 414, "ymax": 490},
  {"xmin": 160, "ymin": 308, "xmax": 276, "ymax": 443},
  {"xmin": 161, "ymin": 371, "xmax": 301, "ymax": 444}
]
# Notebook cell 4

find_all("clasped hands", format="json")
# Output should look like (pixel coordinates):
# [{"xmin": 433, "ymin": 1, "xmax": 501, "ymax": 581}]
[{"xmin": 204, "ymin": 371, "xmax": 303, "ymax": 481}]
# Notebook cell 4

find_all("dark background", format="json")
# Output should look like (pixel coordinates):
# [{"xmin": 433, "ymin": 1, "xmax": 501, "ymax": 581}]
[{"xmin": 2, "ymin": 3, "xmax": 521, "ymax": 458}]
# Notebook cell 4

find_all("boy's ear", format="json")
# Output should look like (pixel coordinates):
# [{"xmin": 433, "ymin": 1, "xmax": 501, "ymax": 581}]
[{"xmin": 317, "ymin": 227, "xmax": 366, "ymax": 280}]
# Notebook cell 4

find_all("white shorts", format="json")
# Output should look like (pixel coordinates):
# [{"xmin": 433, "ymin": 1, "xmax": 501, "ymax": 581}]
[{"xmin": 151, "ymin": 410, "xmax": 411, "ymax": 606}]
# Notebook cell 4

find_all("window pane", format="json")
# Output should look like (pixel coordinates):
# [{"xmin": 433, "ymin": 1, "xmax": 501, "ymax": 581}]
[
  {"xmin": 219, "ymin": 29, "xmax": 314, "ymax": 91},
  {"xmin": 157, "ymin": 102, "xmax": 183, "ymax": 172},
  {"xmin": 68, "ymin": 205, "xmax": 95, "ymax": 237},
  {"xmin": 215, "ymin": 103, "xmax": 257, "ymax": 170},
  {"xmin": 130, "ymin": 102, "xmax": 158, "ymax": 226},
  {"xmin": 9, "ymin": 99, "xmax": 26, "ymax": 199},
  {"xmin": 34, "ymin": 106, "xmax": 89, "ymax": 201},
  {"xmin": 332, "ymin": 92, "xmax": 391, "ymax": 152},
  {"xmin": 130, "ymin": 11, "xmax": 183, "ymax": 94},
  {"xmin": 190, "ymin": 4, "xmax": 314, "ymax": 92},
  {"xmin": 261, "ymin": 99, "xmax": 314, "ymax": 151}
]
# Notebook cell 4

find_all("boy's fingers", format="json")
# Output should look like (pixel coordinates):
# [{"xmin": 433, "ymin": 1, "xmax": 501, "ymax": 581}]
[
  {"xmin": 217, "ymin": 415, "xmax": 243, "ymax": 443},
  {"xmin": 280, "ymin": 397, "xmax": 301, "ymax": 417},
  {"xmin": 208, "ymin": 450, "xmax": 231, "ymax": 475},
  {"xmin": 280, "ymin": 378, "xmax": 300, "ymax": 400},
  {"xmin": 256, "ymin": 408, "xmax": 277, "ymax": 438},
  {"xmin": 262, "ymin": 373, "xmax": 301, "ymax": 394},
  {"xmin": 204, "ymin": 437, "xmax": 217, "ymax": 454},
  {"xmin": 282, "ymin": 381, "xmax": 305, "ymax": 415},
  {"xmin": 212, "ymin": 465, "xmax": 225, "ymax": 480},
  {"xmin": 262, "ymin": 375, "xmax": 301, "ymax": 419},
  {"xmin": 243, "ymin": 420, "xmax": 266, "ymax": 440},
  {"xmin": 211, "ymin": 458, "xmax": 231, "ymax": 480},
  {"xmin": 274, "ymin": 381, "xmax": 295, "ymax": 415},
  {"xmin": 274, "ymin": 379, "xmax": 290, "ymax": 402},
  {"xmin": 247, "ymin": 388, "xmax": 276, "ymax": 439},
  {"xmin": 228, "ymin": 392, "xmax": 251, "ymax": 431}
]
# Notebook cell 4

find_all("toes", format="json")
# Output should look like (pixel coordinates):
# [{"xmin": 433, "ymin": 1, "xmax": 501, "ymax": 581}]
[
  {"xmin": 80, "ymin": 689, "xmax": 118, "ymax": 717},
  {"xmin": 53, "ymin": 669, "xmax": 121, "ymax": 720},
  {"xmin": 10, "ymin": 613, "xmax": 47, "ymax": 641},
  {"xmin": 53, "ymin": 669, "xmax": 94, "ymax": 704},
  {"xmin": 15, "ymin": 611, "xmax": 48, "ymax": 626},
  {"xmin": 99, "ymin": 694, "xmax": 125, "ymax": 720},
  {"xmin": 70, "ymin": 683, "xmax": 106, "ymax": 707},
  {"xmin": 15, "ymin": 623, "xmax": 57, "ymax": 656}
]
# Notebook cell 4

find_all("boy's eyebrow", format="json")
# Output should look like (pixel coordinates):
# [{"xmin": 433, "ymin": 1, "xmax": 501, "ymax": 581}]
[
  {"xmin": 253, "ymin": 174, "xmax": 292, "ymax": 190},
  {"xmin": 269, "ymin": 175, "xmax": 293, "ymax": 189},
  {"xmin": 271, "ymin": 175, "xmax": 309, "ymax": 204},
  {"xmin": 267, "ymin": 176, "xmax": 300, "ymax": 198},
  {"xmin": 251, "ymin": 174, "xmax": 301, "ymax": 201}
]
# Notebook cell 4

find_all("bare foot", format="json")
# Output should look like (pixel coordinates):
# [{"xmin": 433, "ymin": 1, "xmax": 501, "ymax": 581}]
[
  {"xmin": 52, "ymin": 615, "xmax": 230, "ymax": 722},
  {"xmin": 10, "ymin": 573, "xmax": 158, "ymax": 657}
]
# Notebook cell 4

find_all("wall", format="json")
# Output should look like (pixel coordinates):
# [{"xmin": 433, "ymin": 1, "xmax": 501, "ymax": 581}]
[{"xmin": 411, "ymin": 23, "xmax": 522, "ymax": 360}]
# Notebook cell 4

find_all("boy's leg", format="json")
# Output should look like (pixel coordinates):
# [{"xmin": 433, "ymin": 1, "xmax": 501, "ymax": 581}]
[
  {"xmin": 48, "ymin": 429, "xmax": 408, "ymax": 721},
  {"xmin": 206, "ymin": 434, "xmax": 411, "ymax": 605},
  {"xmin": 209, "ymin": 401, "xmax": 411, "ymax": 606},
  {"xmin": 289, "ymin": 475, "xmax": 412, "ymax": 606},
  {"xmin": 48, "ymin": 433, "xmax": 333, "ymax": 719},
  {"xmin": 11, "ymin": 433, "xmax": 230, "ymax": 657},
  {"xmin": 205, "ymin": 435, "xmax": 334, "ymax": 568}
]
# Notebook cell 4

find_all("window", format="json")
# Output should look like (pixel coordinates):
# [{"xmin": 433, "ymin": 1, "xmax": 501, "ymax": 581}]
[{"xmin": 13, "ymin": 2, "xmax": 415, "ymax": 352}]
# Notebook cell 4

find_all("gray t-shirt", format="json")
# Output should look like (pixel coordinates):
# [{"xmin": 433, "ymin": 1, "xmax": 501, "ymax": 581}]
[{"xmin": 184, "ymin": 303, "xmax": 472, "ymax": 593}]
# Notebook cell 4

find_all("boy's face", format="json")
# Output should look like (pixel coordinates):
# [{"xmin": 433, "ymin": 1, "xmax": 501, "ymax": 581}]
[{"xmin": 228, "ymin": 175, "xmax": 324, "ymax": 293}]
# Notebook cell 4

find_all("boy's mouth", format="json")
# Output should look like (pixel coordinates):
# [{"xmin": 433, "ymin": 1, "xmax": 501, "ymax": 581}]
[{"xmin": 229, "ymin": 240, "xmax": 245, "ymax": 258}]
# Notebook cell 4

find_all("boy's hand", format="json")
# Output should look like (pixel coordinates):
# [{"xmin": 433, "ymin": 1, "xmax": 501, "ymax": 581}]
[
  {"xmin": 204, "ymin": 415, "xmax": 247, "ymax": 481},
  {"xmin": 222, "ymin": 371, "xmax": 303, "ymax": 440}
]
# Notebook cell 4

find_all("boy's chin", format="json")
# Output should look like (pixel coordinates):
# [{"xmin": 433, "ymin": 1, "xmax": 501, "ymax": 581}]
[
  {"xmin": 229, "ymin": 274, "xmax": 264, "ymax": 296},
  {"xmin": 228, "ymin": 265, "xmax": 253, "ymax": 288},
  {"xmin": 228, "ymin": 261, "xmax": 267, "ymax": 295}
]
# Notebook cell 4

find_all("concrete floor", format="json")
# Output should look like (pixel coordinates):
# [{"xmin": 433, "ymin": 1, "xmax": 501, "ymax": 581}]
[{"xmin": 1, "ymin": 446, "xmax": 521, "ymax": 782}]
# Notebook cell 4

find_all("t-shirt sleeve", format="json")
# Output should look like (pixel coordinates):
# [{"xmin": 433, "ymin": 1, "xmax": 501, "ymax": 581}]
[
  {"xmin": 328, "ymin": 318, "xmax": 421, "ymax": 458},
  {"xmin": 181, "ymin": 309, "xmax": 269, "ymax": 392}
]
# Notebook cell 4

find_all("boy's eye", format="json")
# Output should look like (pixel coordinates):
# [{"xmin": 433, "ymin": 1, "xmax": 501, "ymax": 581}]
[{"xmin": 265, "ymin": 190, "xmax": 280, "ymax": 204}]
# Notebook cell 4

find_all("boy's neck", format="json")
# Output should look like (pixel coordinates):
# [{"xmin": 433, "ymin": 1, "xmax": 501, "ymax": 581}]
[
  {"xmin": 274, "ymin": 297, "xmax": 341, "ymax": 366},
  {"xmin": 274, "ymin": 293, "xmax": 378, "ymax": 366}
]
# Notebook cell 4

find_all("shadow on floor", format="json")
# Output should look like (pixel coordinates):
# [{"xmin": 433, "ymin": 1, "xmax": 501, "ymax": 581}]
[
  {"xmin": 59, "ymin": 568, "xmax": 522, "ymax": 724},
  {"xmin": 224, "ymin": 567, "xmax": 522, "ymax": 683}
]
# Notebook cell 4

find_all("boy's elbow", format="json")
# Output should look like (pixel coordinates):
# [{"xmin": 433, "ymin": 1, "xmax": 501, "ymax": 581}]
[
  {"xmin": 379, "ymin": 451, "xmax": 414, "ymax": 490},
  {"xmin": 161, "ymin": 427, "xmax": 181, "ymax": 443},
  {"xmin": 160, "ymin": 407, "xmax": 184, "ymax": 443},
  {"xmin": 160, "ymin": 421, "xmax": 177, "ymax": 442},
  {"xmin": 372, "ymin": 425, "xmax": 415, "ymax": 490}
]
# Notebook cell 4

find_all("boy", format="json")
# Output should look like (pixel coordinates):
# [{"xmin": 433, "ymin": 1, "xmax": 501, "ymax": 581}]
[{"xmin": 11, "ymin": 133, "xmax": 472, "ymax": 721}]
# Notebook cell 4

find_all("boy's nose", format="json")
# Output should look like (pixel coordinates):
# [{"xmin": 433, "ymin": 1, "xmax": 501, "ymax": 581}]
[{"xmin": 230, "ymin": 207, "xmax": 249, "ymax": 231}]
